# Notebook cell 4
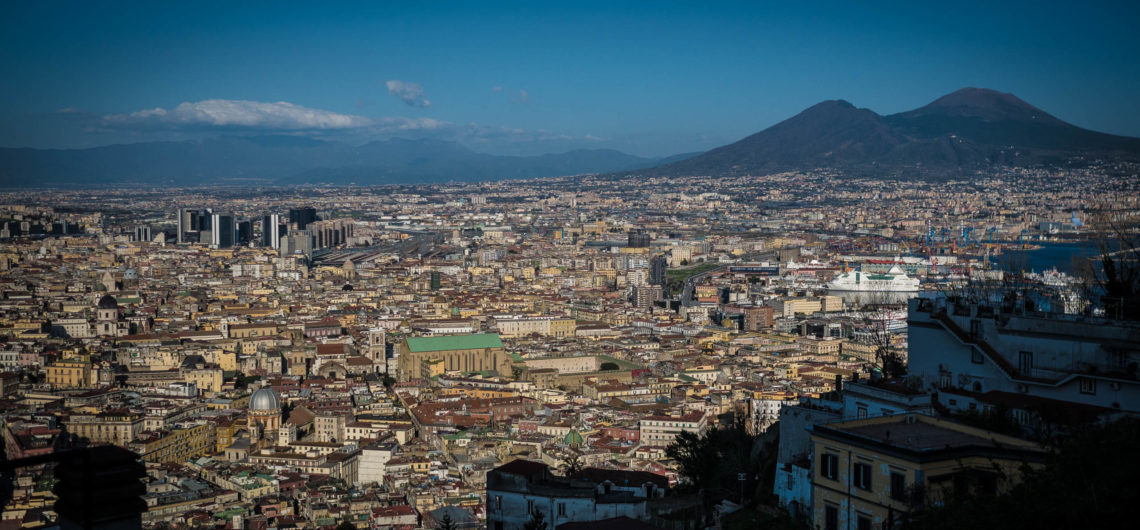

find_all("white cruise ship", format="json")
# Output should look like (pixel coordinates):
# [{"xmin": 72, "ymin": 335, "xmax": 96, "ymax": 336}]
[{"xmin": 826, "ymin": 265, "xmax": 920, "ymax": 292}]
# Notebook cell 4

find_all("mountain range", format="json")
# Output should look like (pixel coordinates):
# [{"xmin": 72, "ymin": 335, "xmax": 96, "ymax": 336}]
[
  {"xmin": 2, "ymin": 88, "xmax": 1138, "ymax": 187},
  {"xmin": 0, "ymin": 136, "xmax": 694, "ymax": 187},
  {"xmin": 636, "ymin": 88, "xmax": 1140, "ymax": 178}
]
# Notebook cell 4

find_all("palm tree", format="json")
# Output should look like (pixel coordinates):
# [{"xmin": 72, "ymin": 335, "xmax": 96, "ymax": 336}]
[{"xmin": 524, "ymin": 508, "xmax": 547, "ymax": 530}]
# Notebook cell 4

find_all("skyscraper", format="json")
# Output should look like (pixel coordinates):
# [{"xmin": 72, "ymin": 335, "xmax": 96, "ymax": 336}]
[
  {"xmin": 650, "ymin": 254, "xmax": 667, "ymax": 285},
  {"xmin": 262, "ymin": 214, "xmax": 282, "ymax": 249},
  {"xmin": 210, "ymin": 213, "xmax": 235, "ymax": 248},
  {"xmin": 628, "ymin": 229, "xmax": 650, "ymax": 248},
  {"xmin": 236, "ymin": 219, "xmax": 253, "ymax": 245},
  {"xmin": 176, "ymin": 208, "xmax": 193, "ymax": 244},
  {"xmin": 289, "ymin": 207, "xmax": 317, "ymax": 230}
]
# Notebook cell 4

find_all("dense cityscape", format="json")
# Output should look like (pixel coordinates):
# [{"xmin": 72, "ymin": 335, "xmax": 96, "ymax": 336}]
[
  {"xmin": 4, "ymin": 2, "xmax": 1140, "ymax": 529},
  {"xmin": 0, "ymin": 165, "xmax": 1135, "ymax": 529}
]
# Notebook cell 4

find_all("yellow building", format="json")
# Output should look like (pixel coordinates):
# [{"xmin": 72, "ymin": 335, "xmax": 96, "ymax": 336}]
[
  {"xmin": 46, "ymin": 355, "xmax": 93, "ymax": 389},
  {"xmin": 810, "ymin": 414, "xmax": 1045, "ymax": 530},
  {"xmin": 182, "ymin": 364, "xmax": 224, "ymax": 394},
  {"xmin": 397, "ymin": 333, "xmax": 508, "ymax": 381},
  {"xmin": 131, "ymin": 423, "xmax": 214, "ymax": 464},
  {"xmin": 65, "ymin": 411, "xmax": 144, "ymax": 446},
  {"xmin": 228, "ymin": 323, "xmax": 279, "ymax": 339},
  {"xmin": 422, "ymin": 358, "xmax": 446, "ymax": 379}
]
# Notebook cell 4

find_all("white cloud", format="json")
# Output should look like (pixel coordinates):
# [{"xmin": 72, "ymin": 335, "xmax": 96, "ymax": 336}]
[
  {"xmin": 103, "ymin": 99, "xmax": 372, "ymax": 130},
  {"xmin": 91, "ymin": 98, "xmax": 605, "ymax": 154},
  {"xmin": 385, "ymin": 80, "xmax": 431, "ymax": 107}
]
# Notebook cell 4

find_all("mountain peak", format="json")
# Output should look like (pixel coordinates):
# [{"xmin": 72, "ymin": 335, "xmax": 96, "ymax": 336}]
[{"xmin": 911, "ymin": 87, "xmax": 1060, "ymax": 124}]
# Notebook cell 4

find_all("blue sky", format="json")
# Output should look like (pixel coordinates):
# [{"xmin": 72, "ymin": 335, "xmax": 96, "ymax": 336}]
[{"xmin": 2, "ymin": 1, "xmax": 1138, "ymax": 156}]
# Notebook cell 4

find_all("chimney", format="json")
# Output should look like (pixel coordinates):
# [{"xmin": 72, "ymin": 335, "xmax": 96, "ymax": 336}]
[{"xmin": 834, "ymin": 374, "xmax": 843, "ymax": 392}]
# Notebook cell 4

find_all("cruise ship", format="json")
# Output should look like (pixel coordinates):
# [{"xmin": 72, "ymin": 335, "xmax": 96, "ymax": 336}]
[{"xmin": 826, "ymin": 265, "xmax": 921, "ymax": 292}]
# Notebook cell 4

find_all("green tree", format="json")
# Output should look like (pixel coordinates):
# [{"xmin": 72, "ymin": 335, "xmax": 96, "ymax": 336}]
[
  {"xmin": 599, "ymin": 362, "xmax": 619, "ymax": 371},
  {"xmin": 664, "ymin": 421, "xmax": 776, "ymax": 525},
  {"xmin": 562, "ymin": 453, "xmax": 584, "ymax": 477},
  {"xmin": 335, "ymin": 521, "xmax": 355, "ymax": 530},
  {"xmin": 436, "ymin": 513, "xmax": 455, "ymax": 530},
  {"xmin": 906, "ymin": 417, "xmax": 1140, "ymax": 530}
]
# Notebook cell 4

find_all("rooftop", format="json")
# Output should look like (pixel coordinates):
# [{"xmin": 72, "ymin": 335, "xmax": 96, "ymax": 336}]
[
  {"xmin": 405, "ymin": 333, "xmax": 503, "ymax": 352},
  {"xmin": 816, "ymin": 413, "xmax": 1043, "ymax": 454}
]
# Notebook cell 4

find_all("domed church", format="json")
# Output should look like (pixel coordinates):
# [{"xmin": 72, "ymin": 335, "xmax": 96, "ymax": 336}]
[{"xmin": 248, "ymin": 387, "xmax": 282, "ymax": 444}]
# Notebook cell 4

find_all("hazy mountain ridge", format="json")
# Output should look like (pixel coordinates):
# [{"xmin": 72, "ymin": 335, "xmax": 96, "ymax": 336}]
[
  {"xmin": 636, "ymin": 88, "xmax": 1140, "ymax": 178},
  {"xmin": 0, "ymin": 136, "xmax": 690, "ymax": 187},
  {"xmin": 5, "ymin": 88, "xmax": 1138, "ymax": 186}
]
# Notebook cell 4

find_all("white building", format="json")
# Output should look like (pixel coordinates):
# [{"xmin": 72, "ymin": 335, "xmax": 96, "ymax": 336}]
[
  {"xmin": 638, "ymin": 411, "xmax": 708, "ymax": 447},
  {"xmin": 485, "ymin": 460, "xmax": 667, "ymax": 530},
  {"xmin": 908, "ymin": 296, "xmax": 1140, "ymax": 414},
  {"xmin": 357, "ymin": 440, "xmax": 397, "ymax": 487}
]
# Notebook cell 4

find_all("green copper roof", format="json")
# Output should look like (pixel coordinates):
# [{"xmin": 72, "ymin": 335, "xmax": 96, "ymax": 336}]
[
  {"xmin": 405, "ymin": 333, "xmax": 503, "ymax": 352},
  {"xmin": 564, "ymin": 428, "xmax": 584, "ymax": 447}
]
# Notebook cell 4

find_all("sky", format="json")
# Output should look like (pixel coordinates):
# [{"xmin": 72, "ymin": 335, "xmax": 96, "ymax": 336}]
[{"xmin": 2, "ymin": 1, "xmax": 1138, "ymax": 157}]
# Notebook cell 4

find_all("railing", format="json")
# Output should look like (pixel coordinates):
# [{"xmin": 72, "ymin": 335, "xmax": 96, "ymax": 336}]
[{"xmin": 931, "ymin": 311, "xmax": 1018, "ymax": 378}]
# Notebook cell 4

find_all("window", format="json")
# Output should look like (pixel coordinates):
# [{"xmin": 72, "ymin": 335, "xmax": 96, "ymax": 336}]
[
  {"xmin": 856, "ymin": 513, "xmax": 872, "ymax": 530},
  {"xmin": 857, "ymin": 406, "xmax": 868, "ymax": 419},
  {"xmin": 853, "ymin": 462, "xmax": 872, "ymax": 491},
  {"xmin": 971, "ymin": 349, "xmax": 984, "ymax": 364},
  {"xmin": 526, "ymin": 499, "xmax": 534, "ymax": 514},
  {"xmin": 494, "ymin": 496, "xmax": 501, "ymax": 510},
  {"xmin": 820, "ymin": 453, "xmax": 839, "ymax": 480},
  {"xmin": 557, "ymin": 502, "xmax": 566, "ymax": 517},
  {"xmin": 1080, "ymin": 377, "xmax": 1096, "ymax": 395},
  {"xmin": 1018, "ymin": 351, "xmax": 1033, "ymax": 376},
  {"xmin": 824, "ymin": 505, "xmax": 839, "ymax": 530},
  {"xmin": 939, "ymin": 372, "xmax": 952, "ymax": 389},
  {"xmin": 890, "ymin": 472, "xmax": 907, "ymax": 501}
]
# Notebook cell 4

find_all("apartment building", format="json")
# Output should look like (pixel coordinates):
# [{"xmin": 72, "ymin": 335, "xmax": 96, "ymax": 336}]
[
  {"xmin": 638, "ymin": 411, "xmax": 708, "ymax": 447},
  {"xmin": 810, "ymin": 414, "xmax": 1044, "ymax": 530}
]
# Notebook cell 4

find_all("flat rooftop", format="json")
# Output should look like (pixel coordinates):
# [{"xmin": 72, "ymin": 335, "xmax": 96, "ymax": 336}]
[{"xmin": 818, "ymin": 413, "xmax": 1042, "ymax": 453}]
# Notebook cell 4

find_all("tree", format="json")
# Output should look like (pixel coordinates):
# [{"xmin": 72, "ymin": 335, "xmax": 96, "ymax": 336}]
[
  {"xmin": 855, "ymin": 292, "xmax": 907, "ymax": 379},
  {"xmin": 335, "ymin": 521, "xmax": 355, "ymax": 530},
  {"xmin": 665, "ymin": 421, "xmax": 773, "ymax": 526},
  {"xmin": 1089, "ymin": 213, "xmax": 1140, "ymax": 320},
  {"xmin": 561, "ymin": 453, "xmax": 583, "ymax": 477},
  {"xmin": 436, "ymin": 513, "xmax": 455, "ymax": 530},
  {"xmin": 906, "ymin": 417, "xmax": 1140, "ymax": 530},
  {"xmin": 599, "ymin": 362, "xmax": 619, "ymax": 371},
  {"xmin": 523, "ymin": 508, "xmax": 547, "ymax": 530}
]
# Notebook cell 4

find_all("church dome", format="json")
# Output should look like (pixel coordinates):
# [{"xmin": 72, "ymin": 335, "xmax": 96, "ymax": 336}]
[
  {"xmin": 249, "ymin": 387, "xmax": 281, "ymax": 411},
  {"xmin": 563, "ymin": 428, "xmax": 584, "ymax": 447},
  {"xmin": 97, "ymin": 294, "xmax": 119, "ymax": 309}
]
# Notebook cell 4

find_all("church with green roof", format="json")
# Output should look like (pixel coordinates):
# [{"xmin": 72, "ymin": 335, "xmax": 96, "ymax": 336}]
[{"xmin": 397, "ymin": 333, "xmax": 510, "ymax": 381}]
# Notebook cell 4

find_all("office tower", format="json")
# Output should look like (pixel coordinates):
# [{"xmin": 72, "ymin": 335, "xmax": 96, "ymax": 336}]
[
  {"xmin": 210, "ymin": 213, "xmax": 235, "ymax": 248},
  {"xmin": 176, "ymin": 208, "xmax": 193, "ymax": 243},
  {"xmin": 650, "ymin": 254, "xmax": 667, "ymax": 285},
  {"xmin": 309, "ymin": 219, "xmax": 353, "ymax": 249},
  {"xmin": 280, "ymin": 230, "xmax": 315, "ymax": 257},
  {"xmin": 628, "ymin": 229, "xmax": 650, "ymax": 248},
  {"xmin": 134, "ymin": 226, "xmax": 152, "ymax": 242},
  {"xmin": 236, "ymin": 220, "xmax": 253, "ymax": 245},
  {"xmin": 289, "ymin": 207, "xmax": 317, "ymax": 230},
  {"xmin": 262, "ymin": 214, "xmax": 281, "ymax": 249}
]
